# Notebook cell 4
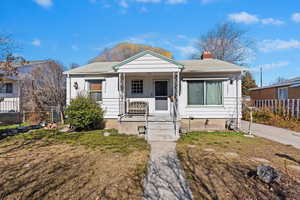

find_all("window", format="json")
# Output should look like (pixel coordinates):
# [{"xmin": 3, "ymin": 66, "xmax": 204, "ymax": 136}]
[
  {"xmin": 188, "ymin": 81, "xmax": 223, "ymax": 105},
  {"xmin": 0, "ymin": 83, "xmax": 13, "ymax": 94},
  {"xmin": 131, "ymin": 80, "xmax": 143, "ymax": 94},
  {"xmin": 278, "ymin": 87, "xmax": 288, "ymax": 100},
  {"xmin": 87, "ymin": 80, "xmax": 102, "ymax": 102}
]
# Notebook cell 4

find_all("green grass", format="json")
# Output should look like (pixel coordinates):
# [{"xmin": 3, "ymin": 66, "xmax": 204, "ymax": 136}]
[
  {"xmin": 0, "ymin": 123, "xmax": 28, "ymax": 131},
  {"xmin": 5, "ymin": 129, "xmax": 149, "ymax": 155}
]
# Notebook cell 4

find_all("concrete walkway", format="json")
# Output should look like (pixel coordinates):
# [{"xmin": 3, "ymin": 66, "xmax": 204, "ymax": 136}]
[
  {"xmin": 143, "ymin": 142, "xmax": 193, "ymax": 200},
  {"xmin": 241, "ymin": 120, "xmax": 300, "ymax": 149}
]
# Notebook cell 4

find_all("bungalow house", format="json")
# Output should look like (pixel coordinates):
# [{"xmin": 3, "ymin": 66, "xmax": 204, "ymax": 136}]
[
  {"xmin": 64, "ymin": 50, "xmax": 245, "ymax": 141},
  {"xmin": 250, "ymin": 77, "xmax": 300, "ymax": 100}
]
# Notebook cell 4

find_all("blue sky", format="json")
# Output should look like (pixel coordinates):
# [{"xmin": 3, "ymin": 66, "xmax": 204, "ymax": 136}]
[{"xmin": 1, "ymin": 0, "xmax": 300, "ymax": 85}]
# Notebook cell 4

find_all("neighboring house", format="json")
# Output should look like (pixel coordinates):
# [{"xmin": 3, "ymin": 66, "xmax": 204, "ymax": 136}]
[
  {"xmin": 0, "ymin": 69, "xmax": 20, "ymax": 113},
  {"xmin": 64, "ymin": 50, "xmax": 245, "ymax": 140},
  {"xmin": 250, "ymin": 77, "xmax": 300, "ymax": 100},
  {"xmin": 0, "ymin": 60, "xmax": 54, "ymax": 113}
]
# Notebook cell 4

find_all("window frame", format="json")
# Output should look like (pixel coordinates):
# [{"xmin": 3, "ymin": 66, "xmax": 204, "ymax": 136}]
[
  {"xmin": 278, "ymin": 87, "xmax": 288, "ymax": 100},
  {"xmin": 87, "ymin": 80, "xmax": 103, "ymax": 102},
  {"xmin": 187, "ymin": 80, "xmax": 224, "ymax": 106},
  {"xmin": 131, "ymin": 80, "xmax": 144, "ymax": 95},
  {"xmin": 0, "ymin": 83, "xmax": 13, "ymax": 94}
]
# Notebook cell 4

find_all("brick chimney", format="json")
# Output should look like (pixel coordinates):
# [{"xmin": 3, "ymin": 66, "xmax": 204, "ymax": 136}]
[{"xmin": 201, "ymin": 51, "xmax": 213, "ymax": 59}]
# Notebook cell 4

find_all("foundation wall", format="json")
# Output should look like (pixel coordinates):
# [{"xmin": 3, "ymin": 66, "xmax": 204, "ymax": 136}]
[
  {"xmin": 104, "ymin": 118, "xmax": 227, "ymax": 134},
  {"xmin": 180, "ymin": 118, "xmax": 226, "ymax": 131}
]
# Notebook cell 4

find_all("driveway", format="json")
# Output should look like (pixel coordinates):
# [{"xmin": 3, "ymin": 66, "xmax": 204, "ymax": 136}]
[{"xmin": 241, "ymin": 120, "xmax": 300, "ymax": 149}]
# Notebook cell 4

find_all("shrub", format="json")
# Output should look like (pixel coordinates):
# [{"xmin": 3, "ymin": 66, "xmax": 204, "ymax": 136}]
[{"xmin": 65, "ymin": 95, "xmax": 104, "ymax": 130}]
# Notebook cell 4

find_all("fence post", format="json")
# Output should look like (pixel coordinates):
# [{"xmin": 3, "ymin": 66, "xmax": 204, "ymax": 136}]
[
  {"xmin": 292, "ymin": 99, "xmax": 295, "ymax": 118},
  {"xmin": 297, "ymin": 99, "xmax": 300, "ymax": 119}
]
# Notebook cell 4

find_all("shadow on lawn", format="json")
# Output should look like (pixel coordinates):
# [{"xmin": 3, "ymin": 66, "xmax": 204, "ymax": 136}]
[
  {"xmin": 275, "ymin": 153, "xmax": 300, "ymax": 165},
  {"xmin": 177, "ymin": 149, "xmax": 300, "ymax": 200},
  {"xmin": 143, "ymin": 153, "xmax": 193, "ymax": 200}
]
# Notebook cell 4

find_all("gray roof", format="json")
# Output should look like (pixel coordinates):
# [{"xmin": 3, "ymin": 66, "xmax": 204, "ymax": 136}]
[
  {"xmin": 64, "ymin": 58, "xmax": 245, "ymax": 75},
  {"xmin": 250, "ymin": 76, "xmax": 300, "ymax": 91}
]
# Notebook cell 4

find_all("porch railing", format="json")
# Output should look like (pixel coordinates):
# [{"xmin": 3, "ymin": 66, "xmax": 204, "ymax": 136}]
[{"xmin": 171, "ymin": 98, "xmax": 179, "ymax": 136}]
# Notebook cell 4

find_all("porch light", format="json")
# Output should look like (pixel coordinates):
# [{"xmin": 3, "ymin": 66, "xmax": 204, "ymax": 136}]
[{"xmin": 73, "ymin": 82, "xmax": 78, "ymax": 90}]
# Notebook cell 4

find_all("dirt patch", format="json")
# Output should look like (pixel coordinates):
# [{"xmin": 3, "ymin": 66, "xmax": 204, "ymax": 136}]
[
  {"xmin": 177, "ymin": 131, "xmax": 300, "ymax": 200},
  {"xmin": 0, "ymin": 132, "xmax": 149, "ymax": 200}
]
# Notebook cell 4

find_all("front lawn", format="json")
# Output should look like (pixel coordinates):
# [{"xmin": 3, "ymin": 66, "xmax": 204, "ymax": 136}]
[
  {"xmin": 0, "ymin": 129, "xmax": 149, "ymax": 200},
  {"xmin": 177, "ymin": 131, "xmax": 300, "ymax": 200},
  {"xmin": 0, "ymin": 123, "xmax": 28, "ymax": 131}
]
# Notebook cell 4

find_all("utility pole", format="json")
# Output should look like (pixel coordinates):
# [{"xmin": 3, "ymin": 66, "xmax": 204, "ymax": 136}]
[{"xmin": 260, "ymin": 66, "xmax": 263, "ymax": 87}]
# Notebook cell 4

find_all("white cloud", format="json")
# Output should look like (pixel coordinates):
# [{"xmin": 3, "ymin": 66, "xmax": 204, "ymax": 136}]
[
  {"xmin": 33, "ymin": 0, "xmax": 53, "ymax": 8},
  {"xmin": 166, "ymin": 0, "xmax": 187, "ymax": 4},
  {"xmin": 201, "ymin": 0, "xmax": 218, "ymax": 4},
  {"xmin": 259, "ymin": 39, "xmax": 300, "ymax": 52},
  {"xmin": 174, "ymin": 46, "xmax": 198, "ymax": 57},
  {"xmin": 228, "ymin": 12, "xmax": 284, "ymax": 25},
  {"xmin": 228, "ymin": 12, "xmax": 259, "ymax": 24},
  {"xmin": 32, "ymin": 39, "xmax": 41, "ymax": 47},
  {"xmin": 292, "ymin": 13, "xmax": 300, "ymax": 23},
  {"xmin": 71, "ymin": 45, "xmax": 79, "ymax": 51},
  {"xmin": 261, "ymin": 18, "xmax": 284, "ymax": 25},
  {"xmin": 135, "ymin": 0, "xmax": 160, "ymax": 2},
  {"xmin": 139, "ymin": 6, "xmax": 148, "ymax": 12},
  {"xmin": 119, "ymin": 0, "xmax": 129, "ymax": 8},
  {"xmin": 251, "ymin": 61, "xmax": 289, "ymax": 72}
]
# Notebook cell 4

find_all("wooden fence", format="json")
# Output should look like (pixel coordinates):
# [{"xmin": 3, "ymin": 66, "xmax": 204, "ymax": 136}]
[{"xmin": 253, "ymin": 99, "xmax": 300, "ymax": 119}]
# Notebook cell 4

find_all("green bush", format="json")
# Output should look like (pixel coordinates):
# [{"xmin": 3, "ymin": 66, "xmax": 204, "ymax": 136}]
[{"xmin": 65, "ymin": 95, "xmax": 104, "ymax": 130}]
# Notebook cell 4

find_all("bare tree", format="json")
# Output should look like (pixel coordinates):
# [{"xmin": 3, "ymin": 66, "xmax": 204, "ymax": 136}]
[
  {"xmin": 0, "ymin": 33, "xmax": 25, "ymax": 74},
  {"xmin": 70, "ymin": 63, "xmax": 80, "ymax": 69},
  {"xmin": 272, "ymin": 76, "xmax": 287, "ymax": 84},
  {"xmin": 22, "ymin": 61, "xmax": 66, "ymax": 123},
  {"xmin": 194, "ymin": 22, "xmax": 255, "ymax": 65}
]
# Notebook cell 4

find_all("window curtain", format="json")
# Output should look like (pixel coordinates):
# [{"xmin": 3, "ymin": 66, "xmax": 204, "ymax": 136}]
[
  {"xmin": 188, "ymin": 81, "xmax": 204, "ymax": 105},
  {"xmin": 206, "ymin": 81, "xmax": 222, "ymax": 105}
]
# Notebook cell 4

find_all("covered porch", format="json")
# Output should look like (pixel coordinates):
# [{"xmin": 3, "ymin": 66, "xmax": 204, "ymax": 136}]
[{"xmin": 118, "ymin": 72, "xmax": 180, "ymax": 121}]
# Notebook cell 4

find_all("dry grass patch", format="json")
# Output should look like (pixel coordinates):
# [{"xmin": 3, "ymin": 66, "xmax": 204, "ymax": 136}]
[
  {"xmin": 0, "ymin": 129, "xmax": 149, "ymax": 200},
  {"xmin": 177, "ymin": 131, "xmax": 300, "ymax": 200}
]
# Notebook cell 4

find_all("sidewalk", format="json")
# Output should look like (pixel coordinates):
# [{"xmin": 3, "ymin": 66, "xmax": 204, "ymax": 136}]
[
  {"xmin": 143, "ymin": 142, "xmax": 193, "ymax": 200},
  {"xmin": 241, "ymin": 120, "xmax": 300, "ymax": 149}
]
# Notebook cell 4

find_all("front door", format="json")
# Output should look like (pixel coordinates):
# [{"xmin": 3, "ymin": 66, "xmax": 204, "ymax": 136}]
[{"xmin": 154, "ymin": 80, "xmax": 168, "ymax": 111}]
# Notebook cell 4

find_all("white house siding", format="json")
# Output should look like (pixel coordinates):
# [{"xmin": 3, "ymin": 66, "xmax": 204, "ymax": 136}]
[
  {"xmin": 66, "ymin": 75, "xmax": 119, "ymax": 119},
  {"xmin": 0, "ymin": 81, "xmax": 20, "ymax": 112},
  {"xmin": 118, "ymin": 54, "xmax": 180, "ymax": 73},
  {"xmin": 66, "ymin": 73, "xmax": 242, "ymax": 121},
  {"xmin": 178, "ymin": 74, "xmax": 242, "ymax": 120}
]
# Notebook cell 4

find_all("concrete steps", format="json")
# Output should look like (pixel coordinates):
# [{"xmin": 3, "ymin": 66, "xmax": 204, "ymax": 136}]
[{"xmin": 147, "ymin": 121, "xmax": 180, "ymax": 142}]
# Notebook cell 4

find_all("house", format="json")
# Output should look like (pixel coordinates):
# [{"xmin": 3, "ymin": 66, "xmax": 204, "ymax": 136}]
[
  {"xmin": 250, "ymin": 77, "xmax": 300, "ymax": 101},
  {"xmin": 64, "ymin": 50, "xmax": 245, "ymax": 140},
  {"xmin": 0, "ymin": 69, "xmax": 20, "ymax": 113},
  {"xmin": 0, "ymin": 60, "xmax": 56, "ymax": 125}
]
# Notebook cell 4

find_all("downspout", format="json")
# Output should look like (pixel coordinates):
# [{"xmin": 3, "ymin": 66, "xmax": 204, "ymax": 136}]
[
  {"xmin": 236, "ymin": 73, "xmax": 241, "ymax": 130},
  {"xmin": 68, "ymin": 74, "xmax": 71, "ymax": 105}
]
